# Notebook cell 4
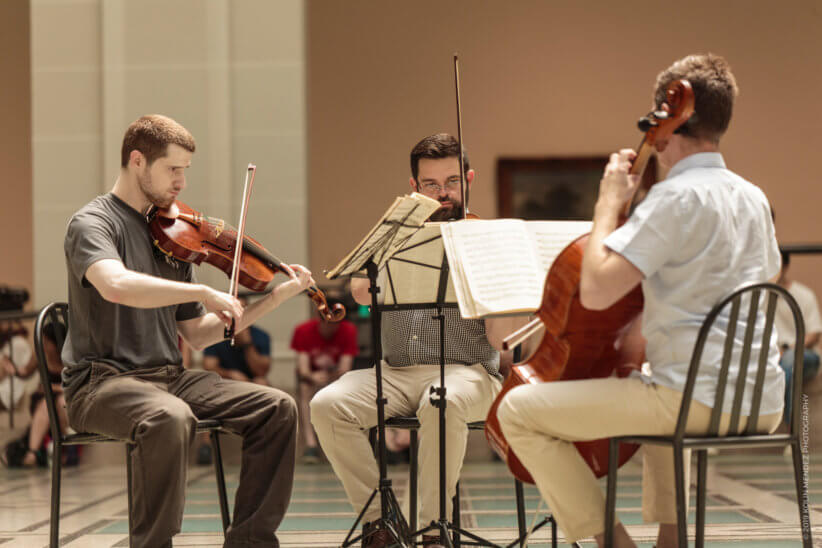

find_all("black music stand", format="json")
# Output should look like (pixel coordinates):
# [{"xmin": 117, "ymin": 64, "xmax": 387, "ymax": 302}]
[
  {"xmin": 329, "ymin": 197, "xmax": 552, "ymax": 547},
  {"xmin": 335, "ymin": 220, "xmax": 503, "ymax": 548},
  {"xmin": 337, "ymin": 258, "xmax": 410, "ymax": 548},
  {"xmin": 330, "ymin": 195, "xmax": 441, "ymax": 548}
]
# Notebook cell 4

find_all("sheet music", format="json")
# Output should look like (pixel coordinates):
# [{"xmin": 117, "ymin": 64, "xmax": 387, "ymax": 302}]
[
  {"xmin": 441, "ymin": 219, "xmax": 591, "ymax": 319},
  {"xmin": 326, "ymin": 193, "xmax": 441, "ymax": 279},
  {"xmin": 382, "ymin": 223, "xmax": 457, "ymax": 305},
  {"xmin": 528, "ymin": 221, "xmax": 592, "ymax": 272}
]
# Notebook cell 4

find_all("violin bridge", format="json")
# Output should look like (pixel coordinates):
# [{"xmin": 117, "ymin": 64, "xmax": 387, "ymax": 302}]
[{"xmin": 213, "ymin": 219, "xmax": 225, "ymax": 238}]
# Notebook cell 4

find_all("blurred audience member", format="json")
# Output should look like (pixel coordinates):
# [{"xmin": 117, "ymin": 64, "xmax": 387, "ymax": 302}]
[
  {"xmin": 2, "ymin": 322, "xmax": 77, "ymax": 467},
  {"xmin": 291, "ymin": 306, "xmax": 357, "ymax": 463},
  {"xmin": 197, "ymin": 298, "xmax": 272, "ymax": 464},
  {"xmin": 775, "ymin": 251, "xmax": 821, "ymax": 423},
  {"xmin": 202, "ymin": 297, "xmax": 272, "ymax": 386},
  {"xmin": 0, "ymin": 323, "xmax": 33, "ymax": 413}
]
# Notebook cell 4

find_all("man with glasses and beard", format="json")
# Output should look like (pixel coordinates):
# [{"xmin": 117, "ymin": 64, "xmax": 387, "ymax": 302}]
[{"xmin": 311, "ymin": 133, "xmax": 519, "ymax": 547}]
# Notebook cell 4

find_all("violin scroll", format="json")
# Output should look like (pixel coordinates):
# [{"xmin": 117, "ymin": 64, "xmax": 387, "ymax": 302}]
[
  {"xmin": 631, "ymin": 79, "xmax": 695, "ymax": 176},
  {"xmin": 309, "ymin": 291, "xmax": 347, "ymax": 323},
  {"xmin": 622, "ymin": 79, "xmax": 695, "ymax": 216}
]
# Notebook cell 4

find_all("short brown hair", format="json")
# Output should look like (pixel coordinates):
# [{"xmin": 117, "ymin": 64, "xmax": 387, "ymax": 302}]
[
  {"xmin": 654, "ymin": 54, "xmax": 738, "ymax": 144},
  {"xmin": 410, "ymin": 133, "xmax": 470, "ymax": 181},
  {"xmin": 120, "ymin": 114, "xmax": 196, "ymax": 167}
]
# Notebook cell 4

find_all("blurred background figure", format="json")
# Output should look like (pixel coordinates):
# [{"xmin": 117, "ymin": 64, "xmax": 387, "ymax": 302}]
[
  {"xmin": 196, "ymin": 296, "xmax": 273, "ymax": 465},
  {"xmin": 291, "ymin": 301, "xmax": 357, "ymax": 463},
  {"xmin": 0, "ymin": 286, "xmax": 32, "ymax": 417},
  {"xmin": 2, "ymin": 317, "xmax": 78, "ymax": 467},
  {"xmin": 775, "ymin": 250, "xmax": 821, "ymax": 424},
  {"xmin": 0, "ymin": 327, "xmax": 32, "ymax": 418},
  {"xmin": 202, "ymin": 296, "xmax": 272, "ymax": 386}
]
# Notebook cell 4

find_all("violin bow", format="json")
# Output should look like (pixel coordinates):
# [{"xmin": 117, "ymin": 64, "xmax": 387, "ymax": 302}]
[
  {"xmin": 225, "ymin": 163, "xmax": 257, "ymax": 342},
  {"xmin": 454, "ymin": 53, "xmax": 468, "ymax": 220}
]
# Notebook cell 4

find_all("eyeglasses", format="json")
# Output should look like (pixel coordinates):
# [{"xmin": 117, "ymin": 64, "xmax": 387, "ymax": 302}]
[{"xmin": 419, "ymin": 180, "xmax": 461, "ymax": 193}]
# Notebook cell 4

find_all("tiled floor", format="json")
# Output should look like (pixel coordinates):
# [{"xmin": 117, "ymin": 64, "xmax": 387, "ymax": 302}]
[{"xmin": 0, "ymin": 451, "xmax": 820, "ymax": 547}]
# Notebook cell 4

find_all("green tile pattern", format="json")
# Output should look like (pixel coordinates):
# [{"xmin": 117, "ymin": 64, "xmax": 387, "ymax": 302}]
[
  {"xmin": 175, "ymin": 456, "xmax": 816, "ymax": 541},
  {"xmin": 1, "ymin": 451, "xmax": 817, "ymax": 545}
]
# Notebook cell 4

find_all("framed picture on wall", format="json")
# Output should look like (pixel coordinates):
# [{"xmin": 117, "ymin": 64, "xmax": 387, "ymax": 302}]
[{"xmin": 497, "ymin": 157, "xmax": 608, "ymax": 220}]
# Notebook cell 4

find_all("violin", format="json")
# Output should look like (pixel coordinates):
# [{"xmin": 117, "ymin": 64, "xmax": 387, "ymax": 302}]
[
  {"xmin": 147, "ymin": 200, "xmax": 345, "ymax": 323},
  {"xmin": 485, "ymin": 80, "xmax": 695, "ymax": 483}
]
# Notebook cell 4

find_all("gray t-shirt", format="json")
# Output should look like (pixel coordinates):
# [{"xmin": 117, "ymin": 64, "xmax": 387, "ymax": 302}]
[{"xmin": 62, "ymin": 193, "xmax": 206, "ymax": 396}]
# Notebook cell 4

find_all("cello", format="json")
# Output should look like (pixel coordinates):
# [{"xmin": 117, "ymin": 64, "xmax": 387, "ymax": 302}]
[{"xmin": 485, "ymin": 79, "xmax": 695, "ymax": 484}]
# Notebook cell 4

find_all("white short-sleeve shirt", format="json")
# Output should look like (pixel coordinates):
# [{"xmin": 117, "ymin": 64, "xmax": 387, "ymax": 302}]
[{"xmin": 604, "ymin": 152, "xmax": 784, "ymax": 415}]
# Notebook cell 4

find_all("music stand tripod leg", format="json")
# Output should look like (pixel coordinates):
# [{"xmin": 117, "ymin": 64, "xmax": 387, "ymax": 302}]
[
  {"xmin": 341, "ymin": 260, "xmax": 409, "ymax": 548},
  {"xmin": 412, "ymin": 303, "xmax": 500, "ymax": 548}
]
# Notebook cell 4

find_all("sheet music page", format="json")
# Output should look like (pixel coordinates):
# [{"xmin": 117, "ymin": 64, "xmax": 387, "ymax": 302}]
[
  {"xmin": 441, "ymin": 219, "xmax": 593, "ymax": 318},
  {"xmin": 440, "ymin": 224, "xmax": 474, "ymax": 315},
  {"xmin": 326, "ymin": 193, "xmax": 441, "ymax": 279},
  {"xmin": 382, "ymin": 223, "xmax": 457, "ymax": 305},
  {"xmin": 527, "ymin": 221, "xmax": 592, "ymax": 273},
  {"xmin": 441, "ymin": 219, "xmax": 543, "ymax": 318}
]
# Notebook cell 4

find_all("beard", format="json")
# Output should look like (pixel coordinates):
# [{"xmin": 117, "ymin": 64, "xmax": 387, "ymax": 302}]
[
  {"xmin": 137, "ymin": 168, "xmax": 174, "ymax": 209},
  {"xmin": 428, "ymin": 201, "xmax": 465, "ymax": 221},
  {"xmin": 421, "ymin": 183, "xmax": 470, "ymax": 222}
]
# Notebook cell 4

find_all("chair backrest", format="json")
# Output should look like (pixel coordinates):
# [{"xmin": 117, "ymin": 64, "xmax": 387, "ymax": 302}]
[
  {"xmin": 674, "ymin": 282, "xmax": 804, "ymax": 439},
  {"xmin": 33, "ymin": 302, "xmax": 69, "ymax": 444}
]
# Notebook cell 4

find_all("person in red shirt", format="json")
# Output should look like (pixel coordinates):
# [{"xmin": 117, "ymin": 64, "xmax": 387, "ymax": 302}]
[{"xmin": 291, "ymin": 306, "xmax": 358, "ymax": 462}]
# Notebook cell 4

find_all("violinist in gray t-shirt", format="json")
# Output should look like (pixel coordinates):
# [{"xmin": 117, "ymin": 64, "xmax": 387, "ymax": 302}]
[{"xmin": 63, "ymin": 114, "xmax": 312, "ymax": 548}]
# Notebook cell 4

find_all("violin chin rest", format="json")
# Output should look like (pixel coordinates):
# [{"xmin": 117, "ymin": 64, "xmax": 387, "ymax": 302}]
[
  {"xmin": 165, "ymin": 202, "xmax": 180, "ymax": 219},
  {"xmin": 152, "ymin": 202, "xmax": 180, "ymax": 220}
]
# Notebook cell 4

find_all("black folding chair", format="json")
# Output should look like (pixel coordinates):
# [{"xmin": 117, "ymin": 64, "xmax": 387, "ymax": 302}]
[
  {"xmin": 604, "ymin": 282, "xmax": 813, "ymax": 547},
  {"xmin": 34, "ymin": 302, "xmax": 232, "ymax": 548}
]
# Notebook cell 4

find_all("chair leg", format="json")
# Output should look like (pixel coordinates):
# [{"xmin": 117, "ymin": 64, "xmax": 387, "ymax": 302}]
[
  {"xmin": 126, "ymin": 444, "xmax": 134, "ymax": 548},
  {"xmin": 696, "ymin": 449, "xmax": 707, "ymax": 548},
  {"xmin": 49, "ymin": 440, "xmax": 63, "ymax": 548},
  {"xmin": 211, "ymin": 430, "xmax": 231, "ymax": 532},
  {"xmin": 552, "ymin": 516, "xmax": 558, "ymax": 548},
  {"xmin": 410, "ymin": 428, "xmax": 418, "ymax": 534},
  {"xmin": 604, "ymin": 439, "xmax": 619, "ymax": 548},
  {"xmin": 790, "ymin": 439, "xmax": 814, "ymax": 547},
  {"xmin": 673, "ymin": 445, "xmax": 688, "ymax": 548},
  {"xmin": 514, "ymin": 479, "xmax": 526, "ymax": 547},
  {"xmin": 452, "ymin": 480, "xmax": 461, "ymax": 548}
]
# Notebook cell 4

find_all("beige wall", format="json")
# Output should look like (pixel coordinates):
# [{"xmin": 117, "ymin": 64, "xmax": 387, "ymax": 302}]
[
  {"xmin": 17, "ymin": 1, "xmax": 822, "ymax": 370},
  {"xmin": 31, "ymin": 0, "xmax": 308, "ymax": 368},
  {"xmin": 0, "ymin": 0, "xmax": 33, "ymax": 295},
  {"xmin": 307, "ymin": 0, "xmax": 822, "ymax": 300}
]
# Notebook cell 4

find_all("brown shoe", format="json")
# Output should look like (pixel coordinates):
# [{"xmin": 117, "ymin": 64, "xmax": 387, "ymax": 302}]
[
  {"xmin": 362, "ymin": 519, "xmax": 394, "ymax": 548},
  {"xmin": 422, "ymin": 533, "xmax": 445, "ymax": 547}
]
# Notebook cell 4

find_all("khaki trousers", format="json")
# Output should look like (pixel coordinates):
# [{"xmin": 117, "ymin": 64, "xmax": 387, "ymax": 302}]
[
  {"xmin": 497, "ymin": 376, "xmax": 781, "ymax": 543},
  {"xmin": 66, "ymin": 364, "xmax": 298, "ymax": 548},
  {"xmin": 310, "ymin": 363, "xmax": 501, "ymax": 524}
]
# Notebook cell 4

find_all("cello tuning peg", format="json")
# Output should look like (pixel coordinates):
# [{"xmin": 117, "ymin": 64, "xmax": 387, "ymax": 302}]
[{"xmin": 637, "ymin": 116, "xmax": 657, "ymax": 132}]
